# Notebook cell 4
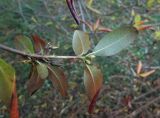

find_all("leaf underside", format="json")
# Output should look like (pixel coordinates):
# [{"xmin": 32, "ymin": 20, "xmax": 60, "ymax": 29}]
[
  {"xmin": 27, "ymin": 65, "xmax": 44, "ymax": 96},
  {"xmin": 72, "ymin": 30, "xmax": 90, "ymax": 55},
  {"xmin": 48, "ymin": 66, "xmax": 68, "ymax": 97},
  {"xmin": 93, "ymin": 26, "xmax": 138, "ymax": 56},
  {"xmin": 84, "ymin": 65, "xmax": 103, "ymax": 113}
]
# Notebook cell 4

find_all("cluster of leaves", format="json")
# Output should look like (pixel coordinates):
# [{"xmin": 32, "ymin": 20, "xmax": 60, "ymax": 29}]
[
  {"xmin": 0, "ymin": 23, "xmax": 139, "ymax": 116},
  {"xmin": 1, "ymin": 0, "xmax": 160, "ymax": 117}
]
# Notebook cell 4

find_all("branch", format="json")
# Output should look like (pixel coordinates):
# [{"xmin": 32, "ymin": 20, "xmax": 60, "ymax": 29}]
[
  {"xmin": 132, "ymin": 86, "xmax": 160, "ymax": 103},
  {"xmin": 66, "ymin": 0, "xmax": 80, "ymax": 25},
  {"xmin": 0, "ymin": 44, "xmax": 81, "ymax": 60},
  {"xmin": 113, "ymin": 86, "xmax": 160, "ymax": 117},
  {"xmin": 127, "ymin": 96, "xmax": 160, "ymax": 118},
  {"xmin": 78, "ymin": 0, "xmax": 86, "ymax": 31}
]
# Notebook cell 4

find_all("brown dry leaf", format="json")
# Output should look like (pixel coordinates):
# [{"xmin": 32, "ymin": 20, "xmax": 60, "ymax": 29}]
[
  {"xmin": 139, "ymin": 70, "xmax": 156, "ymax": 78},
  {"xmin": 48, "ymin": 66, "xmax": 68, "ymax": 97},
  {"xmin": 136, "ymin": 61, "xmax": 142, "ymax": 74},
  {"xmin": 97, "ymin": 26, "xmax": 112, "ymax": 32},
  {"xmin": 27, "ymin": 65, "xmax": 44, "ymax": 96}
]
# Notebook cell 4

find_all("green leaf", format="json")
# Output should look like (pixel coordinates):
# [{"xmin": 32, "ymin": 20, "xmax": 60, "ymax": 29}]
[
  {"xmin": 0, "ymin": 58, "xmax": 15, "ymax": 105},
  {"xmin": 72, "ymin": 30, "xmax": 90, "ymax": 55},
  {"xmin": 134, "ymin": 14, "xmax": 141, "ymax": 24},
  {"xmin": 86, "ymin": 0, "xmax": 93, "ymax": 7},
  {"xmin": 48, "ymin": 66, "xmax": 68, "ymax": 96},
  {"xmin": 92, "ymin": 26, "xmax": 138, "ymax": 56},
  {"xmin": 154, "ymin": 31, "xmax": 160, "ymax": 40},
  {"xmin": 36, "ymin": 62, "xmax": 49, "ymax": 79},
  {"xmin": 32, "ymin": 34, "xmax": 46, "ymax": 53},
  {"xmin": 84, "ymin": 65, "xmax": 103, "ymax": 101},
  {"xmin": 147, "ymin": 0, "xmax": 155, "ymax": 8},
  {"xmin": 14, "ymin": 35, "xmax": 34, "ymax": 53},
  {"xmin": 86, "ymin": 0, "xmax": 102, "ymax": 15}
]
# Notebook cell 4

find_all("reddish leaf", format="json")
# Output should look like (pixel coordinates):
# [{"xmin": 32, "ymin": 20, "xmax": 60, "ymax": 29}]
[
  {"xmin": 32, "ymin": 34, "xmax": 46, "ymax": 53},
  {"xmin": 48, "ymin": 66, "xmax": 68, "ymax": 96},
  {"xmin": 136, "ymin": 25, "xmax": 153, "ymax": 31},
  {"xmin": 93, "ymin": 19, "xmax": 100, "ymax": 31},
  {"xmin": 84, "ymin": 65, "xmax": 103, "ymax": 113},
  {"xmin": 0, "ymin": 58, "xmax": 15, "ymax": 105},
  {"xmin": 66, "ymin": 0, "xmax": 80, "ymax": 25},
  {"xmin": 84, "ymin": 65, "xmax": 103, "ymax": 100},
  {"xmin": 10, "ymin": 81, "xmax": 19, "ymax": 118},
  {"xmin": 121, "ymin": 95, "xmax": 132, "ymax": 109},
  {"xmin": 88, "ymin": 89, "xmax": 100, "ymax": 113},
  {"xmin": 97, "ymin": 26, "xmax": 112, "ymax": 32},
  {"xmin": 27, "ymin": 65, "xmax": 44, "ymax": 96}
]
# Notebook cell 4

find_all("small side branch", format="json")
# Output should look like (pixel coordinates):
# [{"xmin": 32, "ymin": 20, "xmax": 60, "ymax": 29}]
[{"xmin": 127, "ymin": 96, "xmax": 160, "ymax": 118}]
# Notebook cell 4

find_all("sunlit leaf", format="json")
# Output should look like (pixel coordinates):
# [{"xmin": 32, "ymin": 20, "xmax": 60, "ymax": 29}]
[
  {"xmin": 147, "ymin": 0, "xmax": 155, "ymax": 8},
  {"xmin": 0, "ymin": 58, "xmax": 15, "ymax": 105},
  {"xmin": 86, "ymin": 0, "xmax": 102, "ymax": 15},
  {"xmin": 14, "ymin": 35, "xmax": 34, "ymax": 53},
  {"xmin": 84, "ymin": 64, "xmax": 103, "ymax": 100},
  {"xmin": 72, "ymin": 30, "xmax": 90, "ymax": 55},
  {"xmin": 48, "ymin": 66, "xmax": 68, "ymax": 96},
  {"xmin": 92, "ymin": 26, "xmax": 138, "ymax": 56},
  {"xmin": 139, "ymin": 70, "xmax": 156, "ymax": 78},
  {"xmin": 86, "ymin": 0, "xmax": 93, "ymax": 7},
  {"xmin": 136, "ymin": 61, "xmax": 142, "ymax": 74},
  {"xmin": 133, "ymin": 14, "xmax": 143, "ymax": 28},
  {"xmin": 10, "ymin": 81, "xmax": 19, "ymax": 118},
  {"xmin": 27, "ymin": 65, "xmax": 44, "ymax": 96},
  {"xmin": 87, "ymin": 6, "xmax": 102, "ymax": 15},
  {"xmin": 134, "ymin": 14, "xmax": 141, "ymax": 25},
  {"xmin": 36, "ymin": 62, "xmax": 49, "ymax": 79},
  {"xmin": 154, "ymin": 31, "xmax": 160, "ymax": 40}
]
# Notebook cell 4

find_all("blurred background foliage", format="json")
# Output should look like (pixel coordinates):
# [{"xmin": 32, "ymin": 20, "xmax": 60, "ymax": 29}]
[{"xmin": 0, "ymin": 0, "xmax": 160, "ymax": 117}]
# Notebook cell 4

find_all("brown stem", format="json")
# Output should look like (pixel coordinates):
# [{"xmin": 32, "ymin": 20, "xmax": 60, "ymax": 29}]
[
  {"xmin": 0, "ymin": 44, "xmax": 81, "ymax": 60},
  {"xmin": 66, "ymin": 0, "xmax": 80, "ymax": 25}
]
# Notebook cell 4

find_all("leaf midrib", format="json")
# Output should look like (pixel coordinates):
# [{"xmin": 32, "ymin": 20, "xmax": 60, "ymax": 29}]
[
  {"xmin": 92, "ymin": 32, "xmax": 133, "ymax": 55},
  {"xmin": 86, "ymin": 65, "xmax": 96, "ymax": 96},
  {"xmin": 49, "ymin": 67, "xmax": 65, "ymax": 95}
]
